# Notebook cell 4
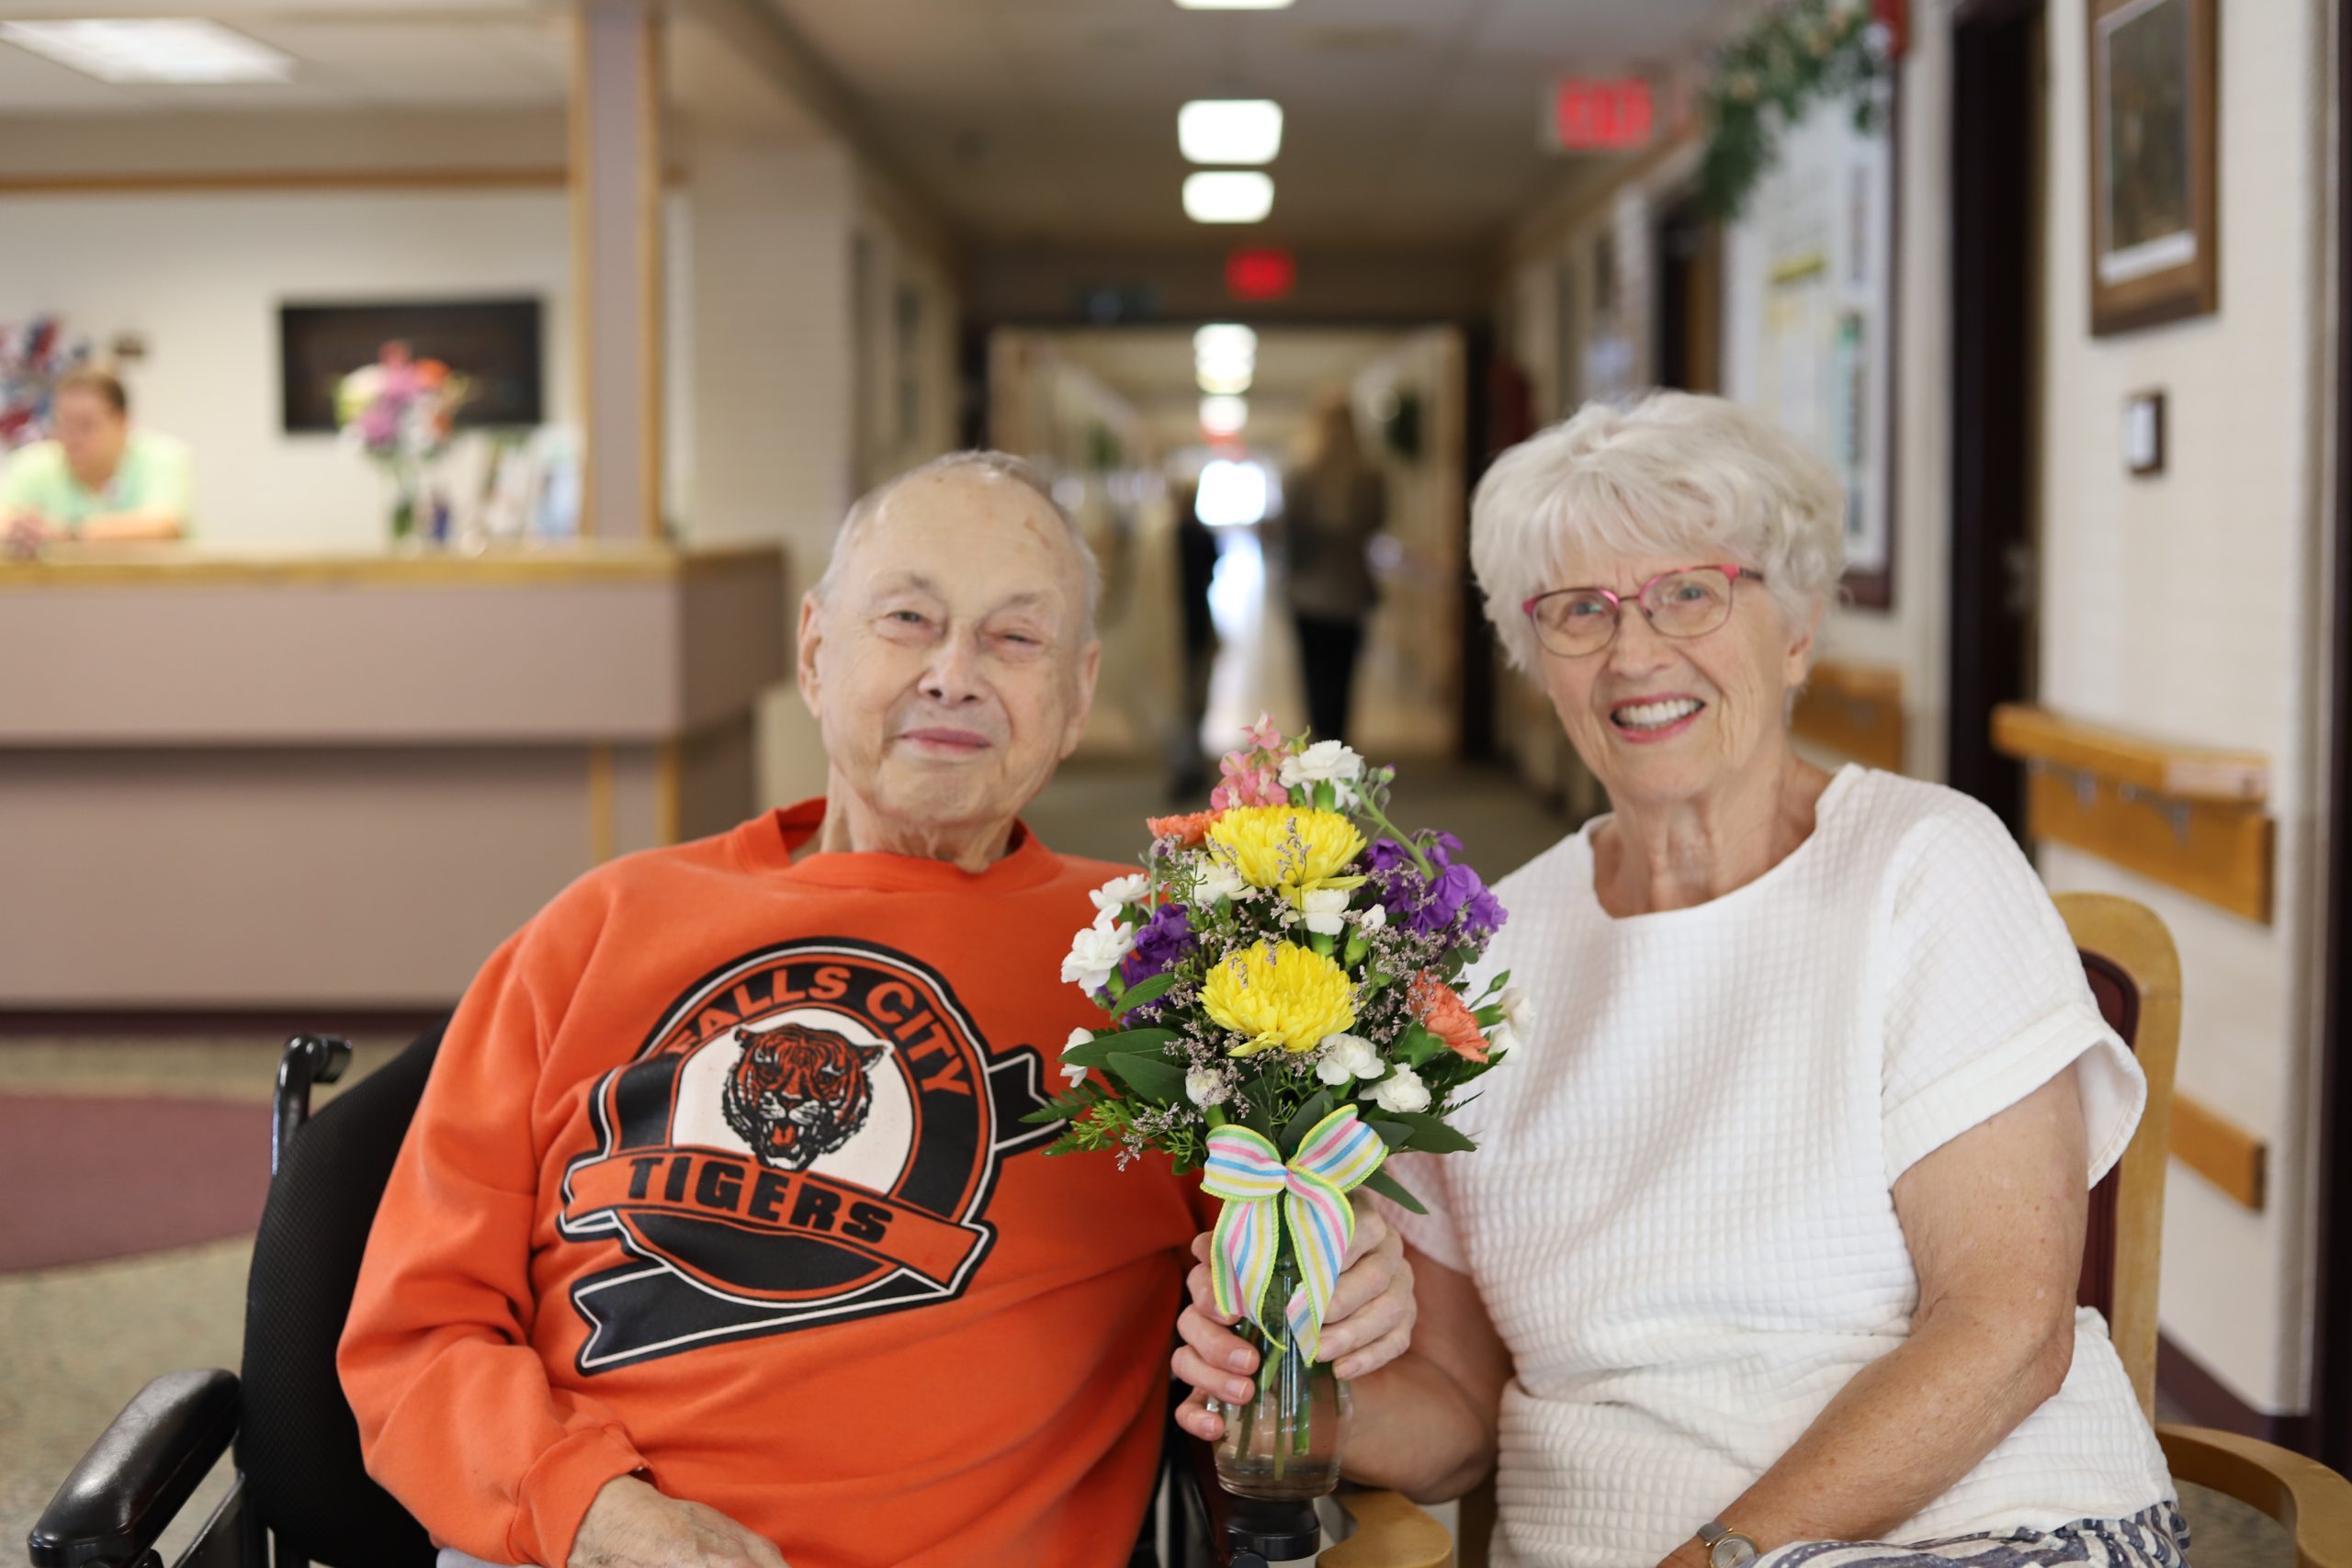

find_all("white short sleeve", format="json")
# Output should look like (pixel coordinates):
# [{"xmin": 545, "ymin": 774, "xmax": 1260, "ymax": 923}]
[
  {"xmin": 1374, "ymin": 1149, "xmax": 1471, "ymax": 1273},
  {"xmin": 1880, "ymin": 800, "xmax": 2146, "ymax": 1188}
]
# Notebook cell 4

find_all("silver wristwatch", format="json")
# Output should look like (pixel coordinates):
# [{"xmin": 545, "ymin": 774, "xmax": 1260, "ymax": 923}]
[{"xmin": 1698, "ymin": 1520, "xmax": 1760, "ymax": 1568}]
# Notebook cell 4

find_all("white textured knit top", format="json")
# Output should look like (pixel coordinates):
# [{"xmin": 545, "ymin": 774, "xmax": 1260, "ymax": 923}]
[{"xmin": 1385, "ymin": 766, "xmax": 2175, "ymax": 1568}]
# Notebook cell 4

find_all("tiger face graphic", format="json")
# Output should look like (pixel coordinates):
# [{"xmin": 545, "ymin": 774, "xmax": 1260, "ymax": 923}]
[{"xmin": 720, "ymin": 1023, "xmax": 884, "ymax": 1171}]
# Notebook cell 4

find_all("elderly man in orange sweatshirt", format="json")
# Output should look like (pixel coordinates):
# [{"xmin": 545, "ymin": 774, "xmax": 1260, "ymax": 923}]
[{"xmin": 337, "ymin": 452, "xmax": 1416, "ymax": 1568}]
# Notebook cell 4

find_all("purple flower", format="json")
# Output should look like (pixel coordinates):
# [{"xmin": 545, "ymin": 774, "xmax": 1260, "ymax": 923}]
[
  {"xmin": 1375, "ymin": 840, "xmax": 1507, "ymax": 941},
  {"xmin": 1120, "ymin": 901, "xmax": 1194, "ymax": 994}
]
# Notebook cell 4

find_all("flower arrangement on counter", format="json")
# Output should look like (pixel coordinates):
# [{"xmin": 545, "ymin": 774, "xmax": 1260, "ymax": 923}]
[
  {"xmin": 1032, "ymin": 717, "xmax": 1519, "ymax": 1499},
  {"xmin": 334, "ymin": 341, "xmax": 474, "ymax": 542},
  {"xmin": 0, "ymin": 316, "xmax": 93, "ymax": 451}
]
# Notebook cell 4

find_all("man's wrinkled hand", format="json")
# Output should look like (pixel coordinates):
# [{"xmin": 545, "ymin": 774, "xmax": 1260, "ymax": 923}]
[
  {"xmin": 568, "ymin": 1475, "xmax": 790, "ymax": 1568},
  {"xmin": 1171, "ymin": 1191, "xmax": 1418, "ymax": 1440}
]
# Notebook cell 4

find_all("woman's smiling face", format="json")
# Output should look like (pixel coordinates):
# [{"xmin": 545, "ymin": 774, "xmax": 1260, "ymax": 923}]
[{"xmin": 1532, "ymin": 547, "xmax": 1817, "ymax": 812}]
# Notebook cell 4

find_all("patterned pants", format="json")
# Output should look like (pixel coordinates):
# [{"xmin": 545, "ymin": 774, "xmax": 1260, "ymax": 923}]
[{"xmin": 1766, "ymin": 1503, "xmax": 2190, "ymax": 1568}]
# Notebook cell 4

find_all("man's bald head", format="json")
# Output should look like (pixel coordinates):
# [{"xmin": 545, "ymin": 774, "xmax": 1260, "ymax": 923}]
[{"xmin": 816, "ymin": 451, "xmax": 1101, "ymax": 642}]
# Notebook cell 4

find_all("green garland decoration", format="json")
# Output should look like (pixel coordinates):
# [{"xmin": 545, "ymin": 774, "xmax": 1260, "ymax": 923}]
[{"xmin": 1697, "ymin": 0, "xmax": 1888, "ymax": 220}]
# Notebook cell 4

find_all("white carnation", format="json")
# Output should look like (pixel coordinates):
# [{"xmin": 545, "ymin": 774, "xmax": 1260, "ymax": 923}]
[
  {"xmin": 1090, "ymin": 873, "xmax": 1149, "ymax": 918},
  {"xmin": 1060, "ymin": 920, "xmax": 1136, "ymax": 994},
  {"xmin": 1499, "ymin": 985, "xmax": 1533, "ymax": 1034},
  {"xmin": 1060, "ymin": 1027, "xmax": 1093, "ymax": 1088},
  {"xmin": 1196, "ymin": 854, "xmax": 1249, "ymax": 904},
  {"xmin": 1357, "ymin": 903, "xmax": 1386, "ymax": 932},
  {"xmin": 1315, "ymin": 1032, "xmax": 1385, "ymax": 1086},
  {"xmin": 1299, "ymin": 887, "xmax": 1351, "ymax": 936},
  {"xmin": 1280, "ymin": 739, "xmax": 1366, "ymax": 792},
  {"xmin": 1185, "ymin": 1067, "xmax": 1228, "ymax": 1107},
  {"xmin": 1486, "ymin": 1019, "xmax": 1520, "ymax": 1056},
  {"xmin": 1362, "ymin": 1064, "xmax": 1431, "ymax": 1114}
]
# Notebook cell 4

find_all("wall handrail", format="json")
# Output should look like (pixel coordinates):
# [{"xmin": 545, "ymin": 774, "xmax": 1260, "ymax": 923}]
[{"xmin": 1991, "ymin": 704, "xmax": 2269, "ymax": 804}]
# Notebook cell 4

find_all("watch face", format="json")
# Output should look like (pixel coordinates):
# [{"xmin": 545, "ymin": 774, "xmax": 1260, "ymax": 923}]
[{"xmin": 1710, "ymin": 1536, "xmax": 1760, "ymax": 1568}]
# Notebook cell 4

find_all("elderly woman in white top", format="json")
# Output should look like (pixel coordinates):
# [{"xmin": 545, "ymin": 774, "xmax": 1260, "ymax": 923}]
[{"xmin": 1170, "ymin": 391, "xmax": 2184, "ymax": 1568}]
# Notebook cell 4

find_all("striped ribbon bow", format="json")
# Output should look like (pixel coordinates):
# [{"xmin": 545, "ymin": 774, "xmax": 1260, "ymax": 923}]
[{"xmin": 1201, "ymin": 1106, "xmax": 1388, "ymax": 1368}]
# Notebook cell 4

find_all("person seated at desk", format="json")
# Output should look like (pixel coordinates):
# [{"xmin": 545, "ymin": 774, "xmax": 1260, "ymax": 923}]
[
  {"xmin": 335, "ymin": 450, "xmax": 1414, "ymax": 1568},
  {"xmin": 2, "ymin": 367, "xmax": 191, "ymax": 555}
]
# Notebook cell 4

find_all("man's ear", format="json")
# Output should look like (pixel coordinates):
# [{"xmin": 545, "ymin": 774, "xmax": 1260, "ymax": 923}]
[
  {"xmin": 796, "ymin": 590, "xmax": 828, "ymax": 720},
  {"xmin": 1060, "ymin": 638, "xmax": 1103, "ymax": 759}
]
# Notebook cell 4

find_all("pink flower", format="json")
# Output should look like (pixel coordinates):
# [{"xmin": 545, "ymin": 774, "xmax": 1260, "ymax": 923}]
[
  {"xmin": 1242, "ymin": 713, "xmax": 1283, "ymax": 753},
  {"xmin": 1210, "ymin": 750, "xmax": 1288, "ymax": 811}
]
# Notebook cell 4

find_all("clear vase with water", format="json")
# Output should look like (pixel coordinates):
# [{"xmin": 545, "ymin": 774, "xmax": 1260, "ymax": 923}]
[{"xmin": 1209, "ymin": 1246, "xmax": 1351, "ymax": 1500}]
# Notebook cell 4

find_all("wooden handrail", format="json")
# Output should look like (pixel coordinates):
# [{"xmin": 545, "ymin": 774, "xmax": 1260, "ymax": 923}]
[
  {"xmin": 2172, "ymin": 1093, "xmax": 2268, "ymax": 1211},
  {"xmin": 1793, "ymin": 660, "xmax": 1905, "ymax": 773},
  {"xmin": 1991, "ymin": 704, "xmax": 2268, "ymax": 803}
]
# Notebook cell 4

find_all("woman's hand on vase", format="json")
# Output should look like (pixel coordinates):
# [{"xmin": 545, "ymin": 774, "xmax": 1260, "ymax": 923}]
[{"xmin": 1170, "ymin": 1194, "xmax": 1418, "ymax": 1440}]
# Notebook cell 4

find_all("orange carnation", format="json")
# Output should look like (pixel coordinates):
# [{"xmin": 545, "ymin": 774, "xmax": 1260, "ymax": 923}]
[
  {"xmin": 1409, "ymin": 972, "xmax": 1489, "ymax": 1063},
  {"xmin": 1147, "ymin": 808, "xmax": 1221, "ymax": 848}
]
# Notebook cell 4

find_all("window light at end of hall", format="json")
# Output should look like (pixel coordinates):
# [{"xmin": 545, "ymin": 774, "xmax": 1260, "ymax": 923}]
[
  {"xmin": 1182, "ymin": 172, "xmax": 1274, "ymax": 225},
  {"xmin": 1201, "ymin": 396, "xmax": 1250, "ymax": 436},
  {"xmin": 1195, "ymin": 459, "xmax": 1270, "ymax": 527},
  {"xmin": 1179, "ymin": 99, "xmax": 1283, "ymax": 165},
  {"xmin": 0, "ymin": 19, "xmax": 294, "ymax": 83},
  {"xmin": 1193, "ymin": 323, "xmax": 1259, "ymax": 366}
]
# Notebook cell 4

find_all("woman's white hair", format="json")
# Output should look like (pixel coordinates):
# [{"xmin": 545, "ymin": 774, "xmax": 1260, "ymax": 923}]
[{"xmin": 1469, "ymin": 391, "xmax": 1846, "ymax": 673}]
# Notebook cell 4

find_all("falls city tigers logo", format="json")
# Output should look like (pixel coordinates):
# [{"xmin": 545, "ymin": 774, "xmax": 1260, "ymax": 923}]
[
  {"xmin": 720, "ymin": 1024, "xmax": 882, "ymax": 1171},
  {"xmin": 557, "ymin": 938, "xmax": 1059, "ymax": 1371}
]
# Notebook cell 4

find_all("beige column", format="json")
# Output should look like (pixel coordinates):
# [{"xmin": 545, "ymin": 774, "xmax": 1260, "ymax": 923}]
[{"xmin": 571, "ymin": 0, "xmax": 665, "ymax": 540}]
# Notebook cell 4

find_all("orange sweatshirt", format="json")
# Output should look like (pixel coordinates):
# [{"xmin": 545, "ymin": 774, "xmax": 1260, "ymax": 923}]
[{"xmin": 339, "ymin": 802, "xmax": 1198, "ymax": 1568}]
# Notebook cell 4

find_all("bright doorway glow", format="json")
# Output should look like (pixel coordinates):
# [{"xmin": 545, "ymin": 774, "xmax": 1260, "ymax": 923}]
[
  {"xmin": 1195, "ymin": 458, "xmax": 1271, "ymax": 526},
  {"xmin": 0, "ymin": 19, "xmax": 293, "ymax": 83},
  {"xmin": 1182, "ymin": 172, "xmax": 1274, "ymax": 224},
  {"xmin": 1179, "ymin": 99, "xmax": 1283, "ymax": 165},
  {"xmin": 1193, "ymin": 323, "xmax": 1258, "ymax": 366},
  {"xmin": 1200, "ymin": 395, "xmax": 1250, "ymax": 436}
]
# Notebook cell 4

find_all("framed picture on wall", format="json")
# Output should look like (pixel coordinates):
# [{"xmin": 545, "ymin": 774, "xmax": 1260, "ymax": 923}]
[
  {"xmin": 2086, "ymin": 0, "xmax": 2218, "ymax": 335},
  {"xmin": 278, "ymin": 299, "xmax": 544, "ymax": 433}
]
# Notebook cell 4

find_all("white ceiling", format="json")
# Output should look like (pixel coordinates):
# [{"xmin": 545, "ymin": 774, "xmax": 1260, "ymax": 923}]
[{"xmin": 761, "ymin": 0, "xmax": 1734, "ymax": 249}]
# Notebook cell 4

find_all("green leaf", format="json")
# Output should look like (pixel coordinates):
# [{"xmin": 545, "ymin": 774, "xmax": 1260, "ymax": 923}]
[
  {"xmin": 1278, "ymin": 1089, "xmax": 1336, "ymax": 1156},
  {"xmin": 1387, "ymin": 1111, "xmax": 1478, "ymax": 1154},
  {"xmin": 1243, "ymin": 1093, "xmax": 1278, "ymax": 1143},
  {"xmin": 1110, "ymin": 972, "xmax": 1178, "ymax": 1018},
  {"xmin": 1394, "ymin": 1025, "xmax": 1445, "ymax": 1068},
  {"xmin": 1104, "ymin": 1050, "xmax": 1188, "ymax": 1101},
  {"xmin": 1059, "ymin": 1027, "xmax": 1180, "ymax": 1069},
  {"xmin": 1361, "ymin": 1167, "xmax": 1426, "ymax": 1214},
  {"xmin": 1364, "ymin": 1117, "xmax": 1415, "ymax": 1149}
]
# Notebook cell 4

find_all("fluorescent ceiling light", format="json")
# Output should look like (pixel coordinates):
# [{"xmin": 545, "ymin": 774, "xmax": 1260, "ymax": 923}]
[
  {"xmin": 1183, "ymin": 171, "xmax": 1274, "ymax": 225},
  {"xmin": 0, "ymin": 18, "xmax": 294, "ymax": 84},
  {"xmin": 1180, "ymin": 99, "xmax": 1283, "ymax": 165},
  {"xmin": 1197, "ymin": 364, "xmax": 1254, "ymax": 395},
  {"xmin": 1195, "ymin": 459, "xmax": 1270, "ymax": 526},
  {"xmin": 1174, "ymin": 0, "xmax": 1295, "ymax": 8},
  {"xmin": 1201, "ymin": 395, "xmax": 1250, "ymax": 436},
  {"xmin": 1193, "ymin": 324, "xmax": 1259, "ymax": 365}
]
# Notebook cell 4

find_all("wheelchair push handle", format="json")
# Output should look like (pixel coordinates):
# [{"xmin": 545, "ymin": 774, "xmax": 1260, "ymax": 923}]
[{"xmin": 271, "ymin": 1036, "xmax": 353, "ymax": 1176}]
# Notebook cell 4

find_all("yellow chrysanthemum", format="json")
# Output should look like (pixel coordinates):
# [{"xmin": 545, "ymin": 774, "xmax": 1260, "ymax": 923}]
[
  {"xmin": 1202, "ymin": 941, "xmax": 1358, "ymax": 1056},
  {"xmin": 1205, "ymin": 806, "xmax": 1368, "ymax": 897}
]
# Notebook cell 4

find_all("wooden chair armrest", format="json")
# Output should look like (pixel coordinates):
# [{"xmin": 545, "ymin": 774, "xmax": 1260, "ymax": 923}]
[
  {"xmin": 2157, "ymin": 1423, "xmax": 2352, "ymax": 1568},
  {"xmin": 1321, "ymin": 1487, "xmax": 1453, "ymax": 1568}
]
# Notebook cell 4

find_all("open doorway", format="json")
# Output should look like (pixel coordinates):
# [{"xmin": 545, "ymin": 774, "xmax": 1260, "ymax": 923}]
[{"xmin": 1948, "ymin": 0, "xmax": 2046, "ymax": 834}]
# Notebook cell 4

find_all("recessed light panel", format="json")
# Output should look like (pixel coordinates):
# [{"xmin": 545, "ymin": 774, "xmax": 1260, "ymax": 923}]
[
  {"xmin": 0, "ymin": 19, "xmax": 294, "ymax": 84},
  {"xmin": 1179, "ymin": 99, "xmax": 1283, "ymax": 165},
  {"xmin": 1201, "ymin": 395, "xmax": 1250, "ymax": 435},
  {"xmin": 1182, "ymin": 172, "xmax": 1274, "ymax": 224}
]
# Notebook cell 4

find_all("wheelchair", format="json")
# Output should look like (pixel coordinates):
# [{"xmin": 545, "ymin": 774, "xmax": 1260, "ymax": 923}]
[{"xmin": 25, "ymin": 1029, "xmax": 1407, "ymax": 1568}]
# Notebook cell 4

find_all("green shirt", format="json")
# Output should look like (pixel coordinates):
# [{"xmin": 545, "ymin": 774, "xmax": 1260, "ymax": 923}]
[{"xmin": 0, "ymin": 431, "xmax": 193, "ymax": 533}]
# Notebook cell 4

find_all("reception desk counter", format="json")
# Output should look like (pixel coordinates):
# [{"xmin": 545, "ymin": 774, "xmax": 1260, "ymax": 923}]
[{"xmin": 0, "ymin": 542, "xmax": 788, "ymax": 1009}]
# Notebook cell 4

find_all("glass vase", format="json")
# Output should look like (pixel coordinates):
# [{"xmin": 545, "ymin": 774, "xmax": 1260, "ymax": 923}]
[{"xmin": 1208, "ymin": 1246, "xmax": 1351, "ymax": 1500}]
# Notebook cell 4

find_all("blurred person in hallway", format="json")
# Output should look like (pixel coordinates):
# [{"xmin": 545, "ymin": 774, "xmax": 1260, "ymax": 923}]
[
  {"xmin": 337, "ymin": 450, "xmax": 1412, "ymax": 1568},
  {"xmin": 1173, "ymin": 393, "xmax": 2184, "ymax": 1568},
  {"xmin": 2, "ymin": 367, "xmax": 190, "ymax": 556},
  {"xmin": 1169, "ymin": 473, "xmax": 1221, "ymax": 798},
  {"xmin": 1275, "ymin": 395, "xmax": 1385, "ymax": 744}
]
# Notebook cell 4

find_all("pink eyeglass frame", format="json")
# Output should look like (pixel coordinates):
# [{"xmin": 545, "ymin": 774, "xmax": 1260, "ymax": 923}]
[{"xmin": 1520, "ymin": 564, "xmax": 1765, "ymax": 655}]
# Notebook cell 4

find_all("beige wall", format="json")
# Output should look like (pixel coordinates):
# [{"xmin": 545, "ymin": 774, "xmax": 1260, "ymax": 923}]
[{"xmin": 2031, "ymin": 0, "xmax": 2333, "ymax": 1414}]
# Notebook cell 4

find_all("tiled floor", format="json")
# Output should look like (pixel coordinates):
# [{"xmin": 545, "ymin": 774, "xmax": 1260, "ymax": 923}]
[{"xmin": 0, "ymin": 764, "xmax": 2309, "ymax": 1567}]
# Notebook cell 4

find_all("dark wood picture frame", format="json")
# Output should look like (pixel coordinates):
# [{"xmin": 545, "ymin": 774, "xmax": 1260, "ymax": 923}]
[{"xmin": 2086, "ymin": 0, "xmax": 2219, "ymax": 335}]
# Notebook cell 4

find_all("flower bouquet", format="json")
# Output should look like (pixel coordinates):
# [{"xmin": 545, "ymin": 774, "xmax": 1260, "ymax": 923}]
[
  {"xmin": 334, "ymin": 341, "xmax": 473, "ymax": 543},
  {"xmin": 1035, "ymin": 717, "xmax": 1519, "ymax": 1499}
]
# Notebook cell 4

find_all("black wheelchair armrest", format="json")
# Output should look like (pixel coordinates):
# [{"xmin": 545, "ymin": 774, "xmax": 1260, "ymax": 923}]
[
  {"xmin": 28, "ymin": 1370, "xmax": 241, "ymax": 1568},
  {"xmin": 1179, "ymin": 1429, "xmax": 1323, "ymax": 1567}
]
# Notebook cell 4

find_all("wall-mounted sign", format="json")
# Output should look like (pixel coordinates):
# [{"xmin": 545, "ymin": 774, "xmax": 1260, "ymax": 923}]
[
  {"xmin": 1549, "ymin": 78, "xmax": 1654, "ymax": 152},
  {"xmin": 1227, "ymin": 248, "xmax": 1296, "ymax": 301}
]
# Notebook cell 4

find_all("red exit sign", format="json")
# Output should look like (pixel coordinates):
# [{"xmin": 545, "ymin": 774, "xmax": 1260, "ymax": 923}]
[
  {"xmin": 1227, "ymin": 247, "xmax": 1295, "ymax": 301},
  {"xmin": 1550, "ymin": 78, "xmax": 1653, "ymax": 152}
]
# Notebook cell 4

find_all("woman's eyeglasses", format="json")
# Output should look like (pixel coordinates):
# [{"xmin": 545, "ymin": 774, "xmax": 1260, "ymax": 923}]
[{"xmin": 1521, "ymin": 565, "xmax": 1762, "ymax": 659}]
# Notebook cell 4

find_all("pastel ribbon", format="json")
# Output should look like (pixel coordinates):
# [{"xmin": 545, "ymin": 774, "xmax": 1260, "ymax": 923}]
[{"xmin": 1201, "ymin": 1106, "xmax": 1388, "ymax": 1367}]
